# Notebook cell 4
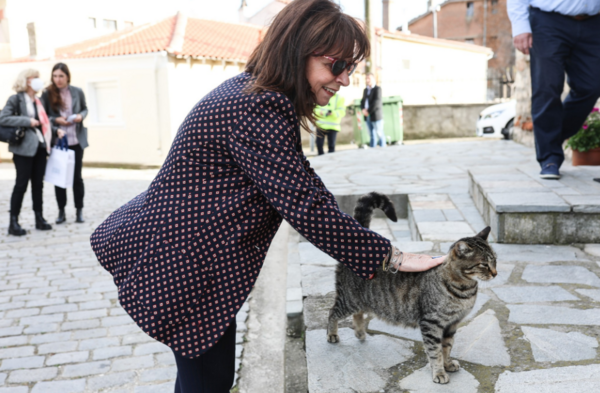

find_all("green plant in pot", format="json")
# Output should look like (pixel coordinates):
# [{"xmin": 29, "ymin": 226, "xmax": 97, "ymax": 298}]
[{"xmin": 566, "ymin": 108, "xmax": 600, "ymax": 166}]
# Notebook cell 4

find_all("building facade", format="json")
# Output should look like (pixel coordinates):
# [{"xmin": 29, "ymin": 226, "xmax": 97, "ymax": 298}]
[
  {"xmin": 0, "ymin": 14, "xmax": 261, "ymax": 166},
  {"xmin": 409, "ymin": 0, "xmax": 514, "ymax": 100},
  {"xmin": 378, "ymin": 29, "xmax": 492, "ymax": 105}
]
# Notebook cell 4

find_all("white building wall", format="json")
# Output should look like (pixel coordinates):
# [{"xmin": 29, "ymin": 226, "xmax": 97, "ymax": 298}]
[
  {"xmin": 380, "ymin": 35, "xmax": 489, "ymax": 105},
  {"xmin": 0, "ymin": 53, "xmax": 172, "ymax": 166},
  {"xmin": 0, "ymin": 54, "xmax": 252, "ymax": 166},
  {"xmin": 166, "ymin": 59, "xmax": 245, "ymax": 139}
]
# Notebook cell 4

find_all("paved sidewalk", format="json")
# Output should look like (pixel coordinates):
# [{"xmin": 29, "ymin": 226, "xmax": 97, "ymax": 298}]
[
  {"xmin": 1, "ymin": 138, "xmax": 599, "ymax": 393},
  {"xmin": 0, "ymin": 165, "xmax": 252, "ymax": 393}
]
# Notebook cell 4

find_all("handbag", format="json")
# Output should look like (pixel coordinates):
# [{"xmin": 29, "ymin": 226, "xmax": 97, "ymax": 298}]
[
  {"xmin": 0, "ymin": 125, "xmax": 26, "ymax": 144},
  {"xmin": 44, "ymin": 137, "xmax": 75, "ymax": 189},
  {"xmin": 0, "ymin": 95, "xmax": 26, "ymax": 145}
]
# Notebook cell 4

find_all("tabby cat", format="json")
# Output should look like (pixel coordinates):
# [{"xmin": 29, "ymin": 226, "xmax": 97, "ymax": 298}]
[{"xmin": 327, "ymin": 192, "xmax": 497, "ymax": 384}]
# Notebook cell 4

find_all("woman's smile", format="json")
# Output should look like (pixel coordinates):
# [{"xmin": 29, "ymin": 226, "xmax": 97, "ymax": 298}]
[{"xmin": 323, "ymin": 86, "xmax": 337, "ymax": 96}]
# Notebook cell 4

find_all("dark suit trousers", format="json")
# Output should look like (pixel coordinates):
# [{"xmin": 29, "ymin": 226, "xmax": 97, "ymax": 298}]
[
  {"xmin": 55, "ymin": 144, "xmax": 84, "ymax": 209},
  {"xmin": 173, "ymin": 320, "xmax": 236, "ymax": 393},
  {"xmin": 316, "ymin": 128, "xmax": 338, "ymax": 155},
  {"xmin": 11, "ymin": 147, "xmax": 47, "ymax": 216},
  {"xmin": 529, "ymin": 7, "xmax": 600, "ymax": 167}
]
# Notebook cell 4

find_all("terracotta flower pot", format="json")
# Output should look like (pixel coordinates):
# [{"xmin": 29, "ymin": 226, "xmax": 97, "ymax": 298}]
[{"xmin": 572, "ymin": 147, "xmax": 600, "ymax": 166}]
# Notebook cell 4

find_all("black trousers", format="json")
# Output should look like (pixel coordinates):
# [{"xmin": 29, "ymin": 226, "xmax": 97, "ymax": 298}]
[
  {"xmin": 316, "ymin": 128, "xmax": 338, "ymax": 155},
  {"xmin": 55, "ymin": 144, "xmax": 84, "ymax": 209},
  {"xmin": 529, "ymin": 8, "xmax": 600, "ymax": 167},
  {"xmin": 11, "ymin": 147, "xmax": 47, "ymax": 216},
  {"xmin": 173, "ymin": 320, "xmax": 237, "ymax": 393}
]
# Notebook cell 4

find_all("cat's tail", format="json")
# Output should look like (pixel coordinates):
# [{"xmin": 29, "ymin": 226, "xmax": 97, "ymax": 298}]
[{"xmin": 353, "ymin": 192, "xmax": 398, "ymax": 228}]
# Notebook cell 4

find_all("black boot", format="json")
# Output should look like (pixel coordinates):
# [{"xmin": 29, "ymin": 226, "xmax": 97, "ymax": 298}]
[
  {"xmin": 56, "ymin": 209, "xmax": 66, "ymax": 224},
  {"xmin": 76, "ymin": 208, "xmax": 84, "ymax": 223},
  {"xmin": 8, "ymin": 214, "xmax": 26, "ymax": 236},
  {"xmin": 35, "ymin": 211, "xmax": 52, "ymax": 230}
]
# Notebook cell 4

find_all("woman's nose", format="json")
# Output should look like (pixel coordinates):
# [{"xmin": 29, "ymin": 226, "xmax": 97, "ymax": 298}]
[{"xmin": 337, "ymin": 71, "xmax": 350, "ymax": 87}]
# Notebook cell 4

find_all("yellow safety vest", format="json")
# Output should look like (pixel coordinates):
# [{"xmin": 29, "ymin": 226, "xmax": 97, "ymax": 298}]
[{"xmin": 314, "ymin": 94, "xmax": 345, "ymax": 132}]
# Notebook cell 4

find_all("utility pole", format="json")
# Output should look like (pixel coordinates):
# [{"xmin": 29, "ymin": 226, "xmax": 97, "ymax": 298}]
[
  {"xmin": 483, "ymin": 0, "xmax": 488, "ymax": 47},
  {"xmin": 365, "ymin": 0, "xmax": 375, "ymax": 74}
]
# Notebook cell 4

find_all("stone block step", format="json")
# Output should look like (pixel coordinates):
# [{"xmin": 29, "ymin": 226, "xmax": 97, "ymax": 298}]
[
  {"xmin": 408, "ymin": 194, "xmax": 491, "ymax": 243},
  {"xmin": 469, "ymin": 167, "xmax": 600, "ymax": 244}
]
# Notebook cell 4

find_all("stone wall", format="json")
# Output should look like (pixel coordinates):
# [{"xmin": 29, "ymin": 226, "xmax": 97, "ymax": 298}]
[
  {"xmin": 402, "ymin": 103, "xmax": 490, "ymax": 140},
  {"xmin": 511, "ymin": 50, "xmax": 534, "ymax": 148},
  {"xmin": 301, "ymin": 103, "xmax": 501, "ymax": 145}
]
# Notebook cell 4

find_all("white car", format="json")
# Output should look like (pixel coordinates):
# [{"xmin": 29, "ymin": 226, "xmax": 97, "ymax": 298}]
[{"xmin": 476, "ymin": 100, "xmax": 516, "ymax": 139}]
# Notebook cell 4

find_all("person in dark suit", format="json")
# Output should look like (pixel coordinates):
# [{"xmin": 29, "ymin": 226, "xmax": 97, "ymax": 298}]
[
  {"xmin": 360, "ymin": 72, "xmax": 385, "ymax": 147},
  {"xmin": 41, "ymin": 63, "xmax": 88, "ymax": 223},
  {"xmin": 90, "ymin": 1, "xmax": 445, "ymax": 391},
  {"xmin": 0, "ymin": 69, "xmax": 65, "ymax": 236},
  {"xmin": 508, "ymin": 0, "xmax": 600, "ymax": 179}
]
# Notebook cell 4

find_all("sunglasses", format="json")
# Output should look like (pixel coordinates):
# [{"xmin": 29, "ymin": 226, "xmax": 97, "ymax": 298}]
[{"xmin": 315, "ymin": 54, "xmax": 357, "ymax": 77}]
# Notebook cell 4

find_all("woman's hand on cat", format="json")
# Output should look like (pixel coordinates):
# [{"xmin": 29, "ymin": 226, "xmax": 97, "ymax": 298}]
[{"xmin": 397, "ymin": 253, "xmax": 446, "ymax": 272}]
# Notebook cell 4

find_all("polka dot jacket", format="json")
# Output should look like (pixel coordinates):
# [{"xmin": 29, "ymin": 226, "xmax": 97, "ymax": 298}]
[{"xmin": 90, "ymin": 73, "xmax": 391, "ymax": 358}]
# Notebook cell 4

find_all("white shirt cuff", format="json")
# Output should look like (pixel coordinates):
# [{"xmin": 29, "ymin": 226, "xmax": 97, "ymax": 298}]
[{"xmin": 512, "ymin": 19, "xmax": 532, "ymax": 37}]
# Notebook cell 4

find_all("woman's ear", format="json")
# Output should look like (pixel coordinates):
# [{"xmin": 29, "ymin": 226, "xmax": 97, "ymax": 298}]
[
  {"xmin": 476, "ymin": 226, "xmax": 491, "ymax": 241},
  {"xmin": 451, "ymin": 241, "xmax": 472, "ymax": 259}
]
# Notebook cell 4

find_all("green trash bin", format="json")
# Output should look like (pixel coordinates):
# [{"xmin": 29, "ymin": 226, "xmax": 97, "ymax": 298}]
[
  {"xmin": 382, "ymin": 96, "xmax": 403, "ymax": 145},
  {"xmin": 350, "ymin": 96, "xmax": 403, "ymax": 147}
]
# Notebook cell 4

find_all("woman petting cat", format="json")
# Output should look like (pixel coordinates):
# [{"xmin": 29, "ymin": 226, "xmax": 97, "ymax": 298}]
[{"xmin": 90, "ymin": 0, "xmax": 444, "ymax": 391}]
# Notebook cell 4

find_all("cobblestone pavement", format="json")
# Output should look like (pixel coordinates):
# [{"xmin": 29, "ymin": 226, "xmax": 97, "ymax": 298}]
[
  {"xmin": 0, "ymin": 165, "xmax": 249, "ymax": 393},
  {"xmin": 1, "ymin": 139, "xmax": 600, "ymax": 393}
]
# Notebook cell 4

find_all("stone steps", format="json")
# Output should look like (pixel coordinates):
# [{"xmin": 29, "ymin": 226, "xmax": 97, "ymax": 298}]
[
  {"xmin": 407, "ymin": 193, "xmax": 493, "ymax": 243},
  {"xmin": 469, "ymin": 166, "xmax": 600, "ymax": 244}
]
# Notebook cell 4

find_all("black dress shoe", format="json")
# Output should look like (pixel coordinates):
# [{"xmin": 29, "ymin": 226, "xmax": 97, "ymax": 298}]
[
  {"xmin": 8, "ymin": 214, "xmax": 26, "ymax": 236},
  {"xmin": 76, "ymin": 208, "xmax": 85, "ymax": 223},
  {"xmin": 56, "ymin": 209, "xmax": 66, "ymax": 224},
  {"xmin": 34, "ymin": 211, "xmax": 52, "ymax": 230}
]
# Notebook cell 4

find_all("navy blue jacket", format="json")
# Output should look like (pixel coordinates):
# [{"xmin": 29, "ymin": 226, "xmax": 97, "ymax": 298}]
[{"xmin": 91, "ymin": 73, "xmax": 391, "ymax": 358}]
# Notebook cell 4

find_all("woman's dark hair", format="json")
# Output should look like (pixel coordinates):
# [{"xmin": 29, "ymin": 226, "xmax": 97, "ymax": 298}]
[
  {"xmin": 245, "ymin": 0, "xmax": 369, "ymax": 130},
  {"xmin": 46, "ymin": 63, "xmax": 71, "ymax": 112}
]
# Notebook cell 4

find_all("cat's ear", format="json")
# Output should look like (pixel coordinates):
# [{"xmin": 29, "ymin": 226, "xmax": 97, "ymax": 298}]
[
  {"xmin": 476, "ymin": 227, "xmax": 491, "ymax": 241},
  {"xmin": 452, "ymin": 241, "xmax": 472, "ymax": 259}
]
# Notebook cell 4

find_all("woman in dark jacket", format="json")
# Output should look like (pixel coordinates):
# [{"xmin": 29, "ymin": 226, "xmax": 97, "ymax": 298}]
[
  {"xmin": 41, "ymin": 63, "xmax": 88, "ymax": 224},
  {"xmin": 91, "ymin": 1, "xmax": 445, "ymax": 391},
  {"xmin": 0, "ymin": 68, "xmax": 64, "ymax": 236}
]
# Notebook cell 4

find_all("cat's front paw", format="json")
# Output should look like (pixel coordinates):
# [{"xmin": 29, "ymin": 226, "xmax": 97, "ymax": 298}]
[
  {"xmin": 432, "ymin": 372, "xmax": 450, "ymax": 384},
  {"xmin": 354, "ymin": 330, "xmax": 366, "ymax": 341},
  {"xmin": 327, "ymin": 334, "xmax": 339, "ymax": 343},
  {"xmin": 445, "ymin": 359, "xmax": 460, "ymax": 372}
]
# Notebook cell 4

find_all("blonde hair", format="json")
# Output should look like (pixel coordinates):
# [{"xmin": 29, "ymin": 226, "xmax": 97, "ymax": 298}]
[{"xmin": 12, "ymin": 69, "xmax": 40, "ymax": 93}]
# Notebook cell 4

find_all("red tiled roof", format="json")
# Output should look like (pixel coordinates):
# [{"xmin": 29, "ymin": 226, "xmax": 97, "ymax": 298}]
[
  {"xmin": 55, "ymin": 17, "xmax": 176, "ymax": 59},
  {"xmin": 54, "ymin": 15, "xmax": 263, "ymax": 62},
  {"xmin": 180, "ymin": 18, "xmax": 263, "ymax": 60}
]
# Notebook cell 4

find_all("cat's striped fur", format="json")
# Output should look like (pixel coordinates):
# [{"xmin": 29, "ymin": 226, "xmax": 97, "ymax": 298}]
[{"xmin": 327, "ymin": 192, "xmax": 497, "ymax": 384}]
